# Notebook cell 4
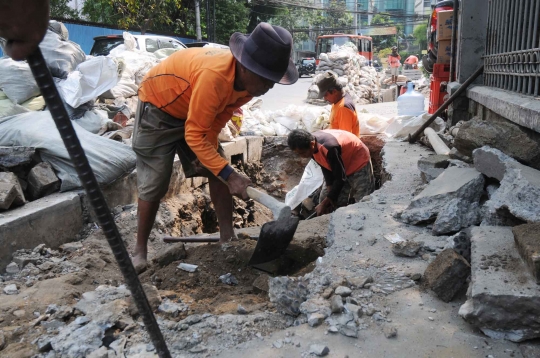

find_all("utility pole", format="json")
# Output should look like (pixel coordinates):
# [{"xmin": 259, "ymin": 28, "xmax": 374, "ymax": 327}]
[
  {"xmin": 195, "ymin": 0, "xmax": 202, "ymax": 41},
  {"xmin": 353, "ymin": 1, "xmax": 358, "ymax": 35}
]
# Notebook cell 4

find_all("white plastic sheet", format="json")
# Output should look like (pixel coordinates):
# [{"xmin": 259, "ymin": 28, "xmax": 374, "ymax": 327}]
[
  {"xmin": 385, "ymin": 113, "xmax": 446, "ymax": 140},
  {"xmin": 58, "ymin": 57, "xmax": 119, "ymax": 108},
  {"xmin": 0, "ymin": 111, "xmax": 136, "ymax": 191},
  {"xmin": 285, "ymin": 160, "xmax": 324, "ymax": 210},
  {"xmin": 358, "ymin": 112, "xmax": 393, "ymax": 135},
  {"xmin": 40, "ymin": 28, "xmax": 86, "ymax": 79}
]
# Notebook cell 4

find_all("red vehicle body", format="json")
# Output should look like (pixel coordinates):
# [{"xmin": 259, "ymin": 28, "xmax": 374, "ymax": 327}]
[
  {"xmin": 423, "ymin": 0, "xmax": 454, "ymax": 73},
  {"xmin": 315, "ymin": 34, "xmax": 373, "ymax": 65}
]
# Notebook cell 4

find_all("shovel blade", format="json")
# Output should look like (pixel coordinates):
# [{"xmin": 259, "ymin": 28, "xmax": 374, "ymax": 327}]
[{"xmin": 248, "ymin": 216, "xmax": 300, "ymax": 266}]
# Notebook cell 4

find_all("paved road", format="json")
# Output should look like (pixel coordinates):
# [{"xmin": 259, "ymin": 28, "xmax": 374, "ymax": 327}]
[{"xmin": 258, "ymin": 76, "xmax": 314, "ymax": 111}]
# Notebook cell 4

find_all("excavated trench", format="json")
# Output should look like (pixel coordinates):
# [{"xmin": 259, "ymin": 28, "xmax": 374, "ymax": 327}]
[{"xmin": 136, "ymin": 135, "xmax": 388, "ymax": 317}]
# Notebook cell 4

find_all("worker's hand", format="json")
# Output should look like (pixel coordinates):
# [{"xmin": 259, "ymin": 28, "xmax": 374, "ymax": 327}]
[
  {"xmin": 226, "ymin": 171, "xmax": 252, "ymax": 200},
  {"xmin": 315, "ymin": 197, "xmax": 334, "ymax": 216},
  {"xmin": 0, "ymin": 0, "xmax": 49, "ymax": 60}
]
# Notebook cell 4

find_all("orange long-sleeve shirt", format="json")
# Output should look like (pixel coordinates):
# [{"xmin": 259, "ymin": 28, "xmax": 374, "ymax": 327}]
[
  {"xmin": 329, "ymin": 94, "xmax": 360, "ymax": 137},
  {"xmin": 138, "ymin": 48, "xmax": 252, "ymax": 176}
]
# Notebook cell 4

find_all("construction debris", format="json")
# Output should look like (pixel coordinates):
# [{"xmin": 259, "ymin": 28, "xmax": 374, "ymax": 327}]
[
  {"xmin": 423, "ymin": 249, "xmax": 470, "ymax": 302},
  {"xmin": 512, "ymin": 223, "xmax": 540, "ymax": 284}
]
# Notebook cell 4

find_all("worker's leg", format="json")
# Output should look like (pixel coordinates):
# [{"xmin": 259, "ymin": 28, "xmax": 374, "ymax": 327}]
[
  {"xmin": 349, "ymin": 160, "xmax": 375, "ymax": 203},
  {"xmin": 208, "ymin": 175, "xmax": 236, "ymax": 243},
  {"xmin": 131, "ymin": 101, "xmax": 184, "ymax": 273}
]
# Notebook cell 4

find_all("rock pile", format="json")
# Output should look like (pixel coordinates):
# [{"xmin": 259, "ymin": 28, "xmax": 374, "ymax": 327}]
[{"xmin": 307, "ymin": 47, "xmax": 381, "ymax": 105}]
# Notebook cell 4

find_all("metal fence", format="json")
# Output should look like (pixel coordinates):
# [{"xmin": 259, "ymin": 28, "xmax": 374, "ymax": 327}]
[{"xmin": 484, "ymin": 0, "xmax": 540, "ymax": 96}]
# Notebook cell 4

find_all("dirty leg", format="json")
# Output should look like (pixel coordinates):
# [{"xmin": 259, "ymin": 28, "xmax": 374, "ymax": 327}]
[
  {"xmin": 208, "ymin": 175, "xmax": 236, "ymax": 243},
  {"xmin": 133, "ymin": 198, "xmax": 160, "ymax": 273}
]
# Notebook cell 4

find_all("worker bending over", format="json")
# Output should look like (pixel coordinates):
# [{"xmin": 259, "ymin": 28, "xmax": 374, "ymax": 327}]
[{"xmin": 288, "ymin": 129, "xmax": 374, "ymax": 216}]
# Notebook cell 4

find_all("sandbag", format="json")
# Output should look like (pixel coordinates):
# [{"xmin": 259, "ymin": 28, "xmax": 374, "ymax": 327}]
[
  {"xmin": 0, "ymin": 58, "xmax": 40, "ymax": 104},
  {"xmin": 0, "ymin": 111, "xmax": 136, "ymax": 191},
  {"xmin": 0, "ymin": 91, "xmax": 29, "ymax": 117},
  {"xmin": 40, "ymin": 28, "xmax": 86, "ymax": 79},
  {"xmin": 21, "ymin": 96, "xmax": 46, "ymax": 111},
  {"xmin": 58, "ymin": 57, "xmax": 119, "ymax": 108}
]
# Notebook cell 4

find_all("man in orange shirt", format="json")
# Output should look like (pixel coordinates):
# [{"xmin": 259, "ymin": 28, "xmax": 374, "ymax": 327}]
[
  {"xmin": 288, "ymin": 129, "xmax": 374, "ymax": 216},
  {"xmin": 404, "ymin": 54, "xmax": 419, "ymax": 69},
  {"xmin": 387, "ymin": 46, "xmax": 401, "ymax": 84},
  {"xmin": 132, "ymin": 23, "xmax": 298, "ymax": 272},
  {"xmin": 316, "ymin": 72, "xmax": 360, "ymax": 136}
]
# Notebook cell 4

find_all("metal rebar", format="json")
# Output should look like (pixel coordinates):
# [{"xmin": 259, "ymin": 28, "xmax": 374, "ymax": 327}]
[{"xmin": 26, "ymin": 48, "xmax": 171, "ymax": 358}]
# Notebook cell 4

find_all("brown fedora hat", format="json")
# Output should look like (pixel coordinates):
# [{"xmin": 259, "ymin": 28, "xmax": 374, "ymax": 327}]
[{"xmin": 229, "ymin": 22, "xmax": 299, "ymax": 85}]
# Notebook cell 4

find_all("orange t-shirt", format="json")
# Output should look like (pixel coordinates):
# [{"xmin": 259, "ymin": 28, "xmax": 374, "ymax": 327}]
[
  {"xmin": 405, "ymin": 55, "xmax": 418, "ymax": 64},
  {"xmin": 138, "ymin": 48, "xmax": 252, "ymax": 176},
  {"xmin": 329, "ymin": 94, "xmax": 359, "ymax": 137},
  {"xmin": 388, "ymin": 54, "xmax": 401, "ymax": 68}
]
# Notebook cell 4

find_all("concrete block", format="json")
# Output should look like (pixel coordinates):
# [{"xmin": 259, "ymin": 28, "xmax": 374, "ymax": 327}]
[
  {"xmin": 484, "ymin": 162, "xmax": 540, "ymax": 223},
  {"xmin": 0, "ymin": 192, "xmax": 83, "ymax": 271},
  {"xmin": 513, "ymin": 223, "xmax": 540, "ymax": 284},
  {"xmin": 27, "ymin": 162, "xmax": 60, "ymax": 200},
  {"xmin": 418, "ymin": 155, "xmax": 450, "ymax": 183},
  {"xmin": 244, "ymin": 136, "xmax": 263, "ymax": 162},
  {"xmin": 432, "ymin": 198, "xmax": 481, "ymax": 235},
  {"xmin": 0, "ymin": 182, "xmax": 17, "ymax": 210},
  {"xmin": 0, "ymin": 172, "xmax": 25, "ymax": 206},
  {"xmin": 423, "ymin": 249, "xmax": 470, "ymax": 302},
  {"xmin": 459, "ymin": 227, "xmax": 540, "ymax": 342},
  {"xmin": 221, "ymin": 137, "xmax": 247, "ymax": 164},
  {"xmin": 401, "ymin": 167, "xmax": 484, "ymax": 225},
  {"xmin": 0, "ymin": 146, "xmax": 36, "ymax": 170}
]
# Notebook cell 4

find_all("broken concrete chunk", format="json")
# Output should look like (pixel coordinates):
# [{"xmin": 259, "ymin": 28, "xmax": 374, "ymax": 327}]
[
  {"xmin": 59, "ymin": 242, "xmax": 83, "ymax": 253},
  {"xmin": 444, "ymin": 230, "xmax": 471, "ymax": 263},
  {"xmin": 252, "ymin": 274, "xmax": 270, "ymax": 294},
  {"xmin": 3, "ymin": 284, "xmax": 18, "ymax": 295},
  {"xmin": 449, "ymin": 148, "xmax": 472, "ymax": 163},
  {"xmin": 513, "ymin": 223, "xmax": 540, "ymax": 284},
  {"xmin": 5, "ymin": 262, "xmax": 20, "ymax": 274},
  {"xmin": 401, "ymin": 167, "xmax": 484, "ymax": 226},
  {"xmin": 346, "ymin": 276, "xmax": 372, "ymax": 289},
  {"xmin": 330, "ymin": 295, "xmax": 344, "ymax": 313},
  {"xmin": 309, "ymin": 344, "xmax": 330, "ymax": 356},
  {"xmin": 27, "ymin": 162, "xmax": 60, "ymax": 200},
  {"xmin": 334, "ymin": 286, "xmax": 352, "ymax": 297},
  {"xmin": 482, "ymin": 162, "xmax": 540, "ymax": 223},
  {"xmin": 391, "ymin": 240, "xmax": 423, "ymax": 257},
  {"xmin": 473, "ymin": 146, "xmax": 518, "ymax": 181},
  {"xmin": 307, "ymin": 312, "xmax": 325, "ymax": 327},
  {"xmin": 383, "ymin": 325, "xmax": 398, "ymax": 338},
  {"xmin": 268, "ymin": 276, "xmax": 309, "ymax": 317},
  {"xmin": 0, "ymin": 146, "xmax": 36, "ymax": 170},
  {"xmin": 423, "ymin": 249, "xmax": 470, "ymax": 302},
  {"xmin": 432, "ymin": 198, "xmax": 481, "ymax": 236},
  {"xmin": 418, "ymin": 154, "xmax": 449, "ymax": 183},
  {"xmin": 0, "ymin": 172, "xmax": 25, "ymax": 206},
  {"xmin": 0, "ymin": 182, "xmax": 17, "ymax": 210},
  {"xmin": 177, "ymin": 263, "xmax": 198, "ymax": 272},
  {"xmin": 152, "ymin": 243, "xmax": 186, "ymax": 267},
  {"xmin": 12, "ymin": 251, "xmax": 41, "ymax": 268},
  {"xmin": 127, "ymin": 283, "xmax": 161, "ymax": 316},
  {"xmin": 219, "ymin": 273, "xmax": 238, "ymax": 286},
  {"xmin": 460, "ymin": 226, "xmax": 540, "ymax": 342}
]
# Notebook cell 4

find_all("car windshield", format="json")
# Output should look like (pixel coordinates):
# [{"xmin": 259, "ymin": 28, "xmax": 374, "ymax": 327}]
[
  {"xmin": 90, "ymin": 38, "xmax": 124, "ymax": 56},
  {"xmin": 302, "ymin": 59, "xmax": 315, "ymax": 65}
]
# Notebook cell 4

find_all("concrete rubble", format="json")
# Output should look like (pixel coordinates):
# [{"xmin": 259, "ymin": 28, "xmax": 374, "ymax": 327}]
[
  {"xmin": 459, "ymin": 227, "xmax": 540, "ymax": 342},
  {"xmin": 512, "ymin": 223, "xmax": 540, "ymax": 284},
  {"xmin": 401, "ymin": 167, "xmax": 484, "ymax": 235},
  {"xmin": 417, "ymin": 154, "xmax": 450, "ymax": 183},
  {"xmin": 423, "ymin": 249, "xmax": 470, "ymax": 302},
  {"xmin": 27, "ymin": 162, "xmax": 61, "ymax": 200}
]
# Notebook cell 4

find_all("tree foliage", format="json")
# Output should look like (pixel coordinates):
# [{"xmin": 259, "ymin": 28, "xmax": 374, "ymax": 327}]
[
  {"xmin": 82, "ymin": 0, "xmax": 117, "ymax": 24},
  {"xmin": 50, "ymin": 0, "xmax": 80, "ymax": 19},
  {"xmin": 108, "ymin": 0, "xmax": 182, "ymax": 34},
  {"xmin": 413, "ymin": 24, "xmax": 427, "ymax": 51}
]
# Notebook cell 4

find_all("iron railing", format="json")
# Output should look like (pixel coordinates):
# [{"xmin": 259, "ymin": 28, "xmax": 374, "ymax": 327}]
[{"xmin": 484, "ymin": 0, "xmax": 540, "ymax": 96}]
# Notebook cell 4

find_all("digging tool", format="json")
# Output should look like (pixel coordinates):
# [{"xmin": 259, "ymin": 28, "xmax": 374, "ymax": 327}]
[
  {"xmin": 163, "ymin": 233, "xmax": 258, "ymax": 243},
  {"xmin": 26, "ymin": 49, "xmax": 171, "ymax": 358}
]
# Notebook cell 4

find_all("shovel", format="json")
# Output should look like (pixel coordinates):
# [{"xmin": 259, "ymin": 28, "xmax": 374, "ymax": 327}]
[{"xmin": 164, "ymin": 186, "xmax": 299, "ymax": 265}]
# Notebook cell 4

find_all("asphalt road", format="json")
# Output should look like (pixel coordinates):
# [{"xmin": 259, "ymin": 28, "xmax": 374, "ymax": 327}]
[{"xmin": 258, "ymin": 75, "xmax": 315, "ymax": 111}]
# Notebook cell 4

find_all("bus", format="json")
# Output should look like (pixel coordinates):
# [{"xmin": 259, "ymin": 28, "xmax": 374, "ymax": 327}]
[{"xmin": 315, "ymin": 34, "xmax": 373, "ymax": 65}]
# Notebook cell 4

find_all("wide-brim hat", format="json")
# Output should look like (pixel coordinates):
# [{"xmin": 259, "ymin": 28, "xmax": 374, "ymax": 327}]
[
  {"xmin": 316, "ymin": 71, "xmax": 339, "ymax": 99},
  {"xmin": 230, "ymin": 23, "xmax": 298, "ymax": 85}
]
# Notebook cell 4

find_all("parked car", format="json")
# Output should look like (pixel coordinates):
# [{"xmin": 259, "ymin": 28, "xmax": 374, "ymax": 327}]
[
  {"xmin": 297, "ymin": 58, "xmax": 316, "ymax": 78},
  {"xmin": 90, "ymin": 34, "xmax": 187, "ymax": 56},
  {"xmin": 422, "ymin": 0, "xmax": 453, "ymax": 73},
  {"xmin": 184, "ymin": 41, "xmax": 230, "ymax": 49}
]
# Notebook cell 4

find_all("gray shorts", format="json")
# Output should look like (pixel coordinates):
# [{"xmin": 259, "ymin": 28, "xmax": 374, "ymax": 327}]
[
  {"xmin": 132, "ymin": 101, "xmax": 225, "ymax": 202},
  {"xmin": 390, "ymin": 67, "xmax": 399, "ymax": 76},
  {"xmin": 321, "ymin": 161, "xmax": 375, "ymax": 207}
]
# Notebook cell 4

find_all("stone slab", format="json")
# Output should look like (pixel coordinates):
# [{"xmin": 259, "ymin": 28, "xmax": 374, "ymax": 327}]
[
  {"xmin": 0, "ymin": 146, "xmax": 36, "ymax": 170},
  {"xmin": 0, "ymin": 182, "xmax": 17, "ymax": 210},
  {"xmin": 459, "ymin": 226, "xmax": 540, "ymax": 342},
  {"xmin": 0, "ymin": 172, "xmax": 25, "ymax": 206},
  {"xmin": 473, "ymin": 146, "xmax": 518, "ymax": 181},
  {"xmin": 27, "ymin": 162, "xmax": 60, "ymax": 200},
  {"xmin": 0, "ymin": 192, "xmax": 83, "ymax": 271},
  {"xmin": 417, "ymin": 154, "xmax": 450, "ymax": 183},
  {"xmin": 244, "ymin": 136, "xmax": 263, "ymax": 162},
  {"xmin": 221, "ymin": 137, "xmax": 247, "ymax": 163},
  {"xmin": 512, "ymin": 223, "xmax": 540, "ymax": 284},
  {"xmin": 423, "ymin": 249, "xmax": 470, "ymax": 302}
]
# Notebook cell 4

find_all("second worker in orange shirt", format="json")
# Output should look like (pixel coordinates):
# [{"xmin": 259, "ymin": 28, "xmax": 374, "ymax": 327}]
[
  {"xmin": 131, "ymin": 23, "xmax": 299, "ymax": 272},
  {"xmin": 316, "ymin": 72, "xmax": 360, "ymax": 136}
]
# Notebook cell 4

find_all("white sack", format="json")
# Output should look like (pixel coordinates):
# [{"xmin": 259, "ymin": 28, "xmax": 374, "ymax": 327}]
[
  {"xmin": 385, "ymin": 113, "xmax": 446, "ymax": 140},
  {"xmin": 73, "ymin": 109, "xmax": 113, "ymax": 134},
  {"xmin": 285, "ymin": 160, "xmax": 324, "ymax": 210},
  {"xmin": 0, "ymin": 58, "xmax": 40, "ymax": 104},
  {"xmin": 40, "ymin": 28, "xmax": 86, "ymax": 79},
  {"xmin": 358, "ymin": 112, "xmax": 393, "ymax": 135},
  {"xmin": 0, "ymin": 111, "xmax": 136, "ymax": 191},
  {"xmin": 0, "ymin": 91, "xmax": 29, "ymax": 117},
  {"xmin": 58, "ymin": 57, "xmax": 119, "ymax": 108}
]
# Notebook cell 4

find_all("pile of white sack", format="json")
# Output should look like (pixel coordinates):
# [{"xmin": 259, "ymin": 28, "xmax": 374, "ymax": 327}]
[
  {"xmin": 308, "ymin": 46, "xmax": 381, "ymax": 105},
  {"xmin": 240, "ymin": 99, "xmax": 331, "ymax": 136}
]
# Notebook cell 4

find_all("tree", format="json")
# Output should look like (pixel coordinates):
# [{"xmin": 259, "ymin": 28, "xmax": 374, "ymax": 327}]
[
  {"xmin": 82, "ymin": 0, "xmax": 117, "ymax": 24},
  {"xmin": 214, "ymin": 0, "xmax": 250, "ymax": 44},
  {"xmin": 370, "ymin": 14, "xmax": 397, "ymax": 50},
  {"xmin": 111, "ymin": 0, "xmax": 182, "ymax": 34},
  {"xmin": 413, "ymin": 24, "xmax": 427, "ymax": 52},
  {"xmin": 50, "ymin": 0, "xmax": 80, "ymax": 19}
]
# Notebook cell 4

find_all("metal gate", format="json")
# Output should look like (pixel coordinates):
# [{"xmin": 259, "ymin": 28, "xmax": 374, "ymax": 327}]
[{"xmin": 484, "ymin": 0, "xmax": 540, "ymax": 96}]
